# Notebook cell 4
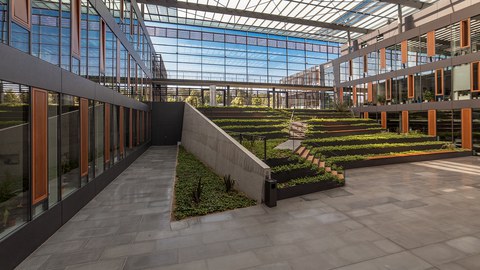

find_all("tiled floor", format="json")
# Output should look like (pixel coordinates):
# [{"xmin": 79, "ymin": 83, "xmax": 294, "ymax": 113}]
[{"xmin": 16, "ymin": 147, "xmax": 480, "ymax": 270}]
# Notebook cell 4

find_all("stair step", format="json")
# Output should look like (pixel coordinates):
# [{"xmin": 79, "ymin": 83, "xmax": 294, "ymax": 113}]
[
  {"xmin": 325, "ymin": 167, "xmax": 332, "ymax": 172},
  {"xmin": 301, "ymin": 149, "xmax": 310, "ymax": 159},
  {"xmin": 306, "ymin": 155, "xmax": 314, "ymax": 162},
  {"xmin": 337, "ymin": 173, "xmax": 344, "ymax": 180},
  {"xmin": 313, "ymin": 158, "xmax": 320, "ymax": 165},
  {"xmin": 319, "ymin": 161, "xmax": 325, "ymax": 168},
  {"xmin": 331, "ymin": 170, "xmax": 338, "ymax": 176},
  {"xmin": 295, "ymin": 146, "xmax": 306, "ymax": 155}
]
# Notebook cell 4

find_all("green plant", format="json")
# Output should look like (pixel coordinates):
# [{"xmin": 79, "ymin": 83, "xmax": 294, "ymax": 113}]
[
  {"xmin": 223, "ymin": 175, "xmax": 235, "ymax": 193},
  {"xmin": 442, "ymin": 142, "xmax": 456, "ymax": 150},
  {"xmin": 2, "ymin": 208, "xmax": 10, "ymax": 227},
  {"xmin": 423, "ymin": 90, "xmax": 434, "ymax": 102},
  {"xmin": 377, "ymin": 95, "xmax": 386, "ymax": 105},
  {"xmin": 192, "ymin": 177, "xmax": 202, "ymax": 204},
  {"xmin": 185, "ymin": 95, "xmax": 201, "ymax": 107},
  {"xmin": 333, "ymin": 100, "xmax": 349, "ymax": 112}
]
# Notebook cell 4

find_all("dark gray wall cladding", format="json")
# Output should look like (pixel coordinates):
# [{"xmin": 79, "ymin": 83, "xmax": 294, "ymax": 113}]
[
  {"xmin": 151, "ymin": 102, "xmax": 184, "ymax": 145},
  {"xmin": 353, "ymin": 99, "xmax": 480, "ymax": 113},
  {"xmin": 0, "ymin": 43, "xmax": 148, "ymax": 111},
  {"xmin": 0, "ymin": 43, "xmax": 62, "ymax": 91},
  {"xmin": 89, "ymin": 0, "xmax": 152, "ymax": 78}
]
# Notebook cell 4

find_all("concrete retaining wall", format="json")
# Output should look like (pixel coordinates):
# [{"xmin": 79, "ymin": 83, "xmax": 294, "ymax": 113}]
[{"xmin": 181, "ymin": 103, "xmax": 270, "ymax": 202}]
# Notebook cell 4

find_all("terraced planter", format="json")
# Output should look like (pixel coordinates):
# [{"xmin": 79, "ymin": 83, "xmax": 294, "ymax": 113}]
[
  {"xmin": 302, "ymin": 136, "xmax": 436, "ymax": 147},
  {"xmin": 224, "ymin": 126, "xmax": 286, "ymax": 133},
  {"xmin": 313, "ymin": 144, "xmax": 445, "ymax": 157},
  {"xmin": 272, "ymin": 168, "xmax": 319, "ymax": 183},
  {"xmin": 277, "ymin": 180, "xmax": 344, "ymax": 200},
  {"xmin": 335, "ymin": 150, "xmax": 472, "ymax": 169},
  {"xmin": 309, "ymin": 124, "xmax": 380, "ymax": 131},
  {"xmin": 266, "ymin": 157, "xmax": 296, "ymax": 167},
  {"xmin": 307, "ymin": 129, "xmax": 384, "ymax": 138}
]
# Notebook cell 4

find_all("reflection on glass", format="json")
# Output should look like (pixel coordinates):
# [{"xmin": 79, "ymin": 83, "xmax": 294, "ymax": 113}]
[
  {"xmin": 0, "ymin": 0, "xmax": 7, "ymax": 44},
  {"xmin": 0, "ymin": 81, "xmax": 29, "ymax": 239},
  {"xmin": 48, "ymin": 92, "xmax": 60, "ymax": 206},
  {"xmin": 61, "ymin": 95, "xmax": 80, "ymax": 198}
]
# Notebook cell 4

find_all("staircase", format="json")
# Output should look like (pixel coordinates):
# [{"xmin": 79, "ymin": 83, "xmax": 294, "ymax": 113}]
[{"xmin": 295, "ymin": 146, "xmax": 344, "ymax": 181}]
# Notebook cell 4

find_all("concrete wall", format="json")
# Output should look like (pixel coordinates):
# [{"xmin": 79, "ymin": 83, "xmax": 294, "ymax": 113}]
[{"xmin": 181, "ymin": 103, "xmax": 270, "ymax": 202}]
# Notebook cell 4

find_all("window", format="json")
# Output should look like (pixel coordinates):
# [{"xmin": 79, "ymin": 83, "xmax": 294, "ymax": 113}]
[
  {"xmin": 94, "ymin": 101, "xmax": 104, "ymax": 176},
  {"xmin": 61, "ymin": 95, "xmax": 80, "ymax": 198}
]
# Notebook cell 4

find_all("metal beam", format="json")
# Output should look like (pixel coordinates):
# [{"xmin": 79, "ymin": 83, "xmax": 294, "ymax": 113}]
[
  {"xmin": 138, "ymin": 0, "xmax": 370, "ymax": 34},
  {"xmin": 378, "ymin": 0, "xmax": 432, "ymax": 9},
  {"xmin": 152, "ymin": 78, "xmax": 333, "ymax": 91}
]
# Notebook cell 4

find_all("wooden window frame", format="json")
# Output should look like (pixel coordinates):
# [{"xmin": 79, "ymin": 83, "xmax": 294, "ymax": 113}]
[
  {"xmin": 401, "ymin": 40, "xmax": 408, "ymax": 64},
  {"xmin": 386, "ymin": 79, "xmax": 392, "ymax": 101},
  {"xmin": 381, "ymin": 111, "xmax": 387, "ymax": 129},
  {"xmin": 80, "ymin": 98, "xmax": 88, "ymax": 178},
  {"xmin": 380, "ymin": 48, "xmax": 386, "ymax": 69},
  {"xmin": 104, "ymin": 103, "xmax": 110, "ymax": 164},
  {"xmin": 460, "ymin": 18, "xmax": 471, "ymax": 49},
  {"xmin": 367, "ymin": 82, "xmax": 373, "ymax": 102},
  {"xmin": 435, "ymin": 69, "xmax": 444, "ymax": 96},
  {"xmin": 461, "ymin": 108, "xmax": 472, "ymax": 149},
  {"xmin": 407, "ymin": 74, "xmax": 415, "ymax": 99},
  {"xmin": 471, "ymin": 62, "xmax": 480, "ymax": 92},
  {"xmin": 428, "ymin": 110, "xmax": 436, "ymax": 137},
  {"xmin": 32, "ymin": 89, "xmax": 48, "ymax": 205},
  {"xmin": 11, "ymin": 0, "xmax": 31, "ymax": 29},
  {"xmin": 363, "ymin": 54, "xmax": 368, "ymax": 73},
  {"xmin": 427, "ymin": 31, "xmax": 435, "ymax": 57}
]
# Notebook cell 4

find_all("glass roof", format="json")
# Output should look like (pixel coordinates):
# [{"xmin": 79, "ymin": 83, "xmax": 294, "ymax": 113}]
[{"xmin": 141, "ymin": 0, "xmax": 439, "ymax": 43}]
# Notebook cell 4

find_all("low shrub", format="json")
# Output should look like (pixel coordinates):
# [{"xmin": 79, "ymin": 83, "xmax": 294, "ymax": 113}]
[
  {"xmin": 278, "ymin": 173, "xmax": 341, "ymax": 189},
  {"xmin": 174, "ymin": 147, "xmax": 256, "ymax": 220}
]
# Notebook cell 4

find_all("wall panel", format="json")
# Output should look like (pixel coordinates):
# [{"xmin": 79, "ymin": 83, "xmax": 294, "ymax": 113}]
[
  {"xmin": 402, "ymin": 111, "xmax": 409, "ymax": 133},
  {"xmin": 461, "ymin": 108, "xmax": 472, "ymax": 149},
  {"xmin": 71, "ymin": 0, "xmax": 81, "ymax": 58},
  {"xmin": 11, "ymin": 0, "xmax": 31, "ymax": 29},
  {"xmin": 80, "ymin": 98, "xmax": 88, "ymax": 177},
  {"xmin": 105, "ymin": 103, "xmax": 111, "ymax": 163},
  {"xmin": 428, "ymin": 109, "xmax": 437, "ymax": 136},
  {"xmin": 32, "ymin": 88, "xmax": 48, "ymax": 205}
]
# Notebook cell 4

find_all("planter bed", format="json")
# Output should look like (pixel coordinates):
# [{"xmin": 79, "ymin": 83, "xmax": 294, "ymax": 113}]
[
  {"xmin": 266, "ymin": 157, "xmax": 297, "ymax": 167},
  {"xmin": 214, "ymin": 120, "xmax": 287, "ymax": 126},
  {"xmin": 207, "ymin": 115, "xmax": 286, "ymax": 119},
  {"xmin": 311, "ymin": 143, "xmax": 445, "ymax": 157},
  {"xmin": 307, "ymin": 129, "xmax": 384, "ymax": 138},
  {"xmin": 307, "ymin": 120, "xmax": 375, "ymax": 126},
  {"xmin": 302, "ymin": 136, "xmax": 436, "ymax": 147},
  {"xmin": 224, "ymin": 126, "xmax": 286, "ymax": 133},
  {"xmin": 277, "ymin": 180, "xmax": 344, "ymax": 200},
  {"xmin": 309, "ymin": 124, "xmax": 380, "ymax": 131},
  {"xmin": 336, "ymin": 150, "xmax": 472, "ymax": 169},
  {"xmin": 272, "ymin": 168, "xmax": 319, "ymax": 183}
]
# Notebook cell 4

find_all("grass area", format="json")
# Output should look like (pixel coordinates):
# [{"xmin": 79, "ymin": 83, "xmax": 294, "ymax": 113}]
[
  {"xmin": 277, "ymin": 174, "xmax": 341, "ymax": 189},
  {"xmin": 174, "ymin": 147, "xmax": 256, "ymax": 220},
  {"xmin": 302, "ymin": 132, "xmax": 429, "ymax": 144},
  {"xmin": 309, "ymin": 141, "xmax": 445, "ymax": 155},
  {"xmin": 324, "ymin": 148, "xmax": 463, "ymax": 164},
  {"xmin": 241, "ymin": 138, "xmax": 293, "ymax": 159},
  {"xmin": 305, "ymin": 127, "xmax": 383, "ymax": 135},
  {"xmin": 307, "ymin": 118, "xmax": 374, "ymax": 123}
]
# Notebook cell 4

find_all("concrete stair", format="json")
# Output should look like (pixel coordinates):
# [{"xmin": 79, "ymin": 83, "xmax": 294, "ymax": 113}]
[{"xmin": 293, "ymin": 145, "xmax": 344, "ymax": 182}]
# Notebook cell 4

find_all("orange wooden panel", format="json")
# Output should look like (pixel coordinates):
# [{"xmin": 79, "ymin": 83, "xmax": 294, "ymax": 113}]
[
  {"xmin": 100, "ymin": 20, "xmax": 106, "ymax": 73},
  {"xmin": 401, "ymin": 40, "xmax": 408, "ymax": 64},
  {"xmin": 427, "ymin": 31, "xmax": 435, "ymax": 57},
  {"xmin": 408, "ymin": 75, "xmax": 415, "ymax": 99},
  {"xmin": 80, "ymin": 98, "xmax": 88, "ymax": 177},
  {"xmin": 353, "ymin": 86, "xmax": 357, "ymax": 106},
  {"xmin": 71, "ymin": 0, "xmax": 81, "ymax": 59},
  {"xmin": 461, "ymin": 108, "xmax": 472, "ymax": 149},
  {"xmin": 380, "ymin": 48, "xmax": 386, "ymax": 69},
  {"xmin": 136, "ymin": 111, "xmax": 140, "ymax": 145},
  {"xmin": 381, "ymin": 111, "xmax": 387, "ymax": 129},
  {"xmin": 32, "ymin": 89, "xmax": 48, "ymax": 205},
  {"xmin": 119, "ymin": 107, "xmax": 124, "ymax": 155},
  {"xmin": 364, "ymin": 112, "xmax": 369, "ymax": 119},
  {"xmin": 402, "ymin": 111, "xmax": 409, "ymax": 134},
  {"xmin": 339, "ymin": 87, "xmax": 343, "ymax": 103},
  {"xmin": 367, "ymin": 82, "xmax": 373, "ymax": 102},
  {"xmin": 471, "ymin": 62, "xmax": 480, "ymax": 92},
  {"xmin": 142, "ymin": 111, "xmax": 145, "ymax": 143},
  {"xmin": 386, "ymin": 79, "xmax": 392, "ymax": 101},
  {"xmin": 11, "ymin": 0, "xmax": 31, "ymax": 29},
  {"xmin": 349, "ymin": 60, "xmax": 353, "ymax": 76},
  {"xmin": 460, "ymin": 18, "xmax": 471, "ymax": 48},
  {"xmin": 435, "ymin": 69, "xmax": 444, "ymax": 96},
  {"xmin": 363, "ymin": 54, "xmax": 368, "ymax": 73},
  {"xmin": 428, "ymin": 110, "xmax": 436, "ymax": 137},
  {"xmin": 129, "ymin": 108, "xmax": 133, "ymax": 148},
  {"xmin": 105, "ymin": 104, "xmax": 110, "ymax": 163}
]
